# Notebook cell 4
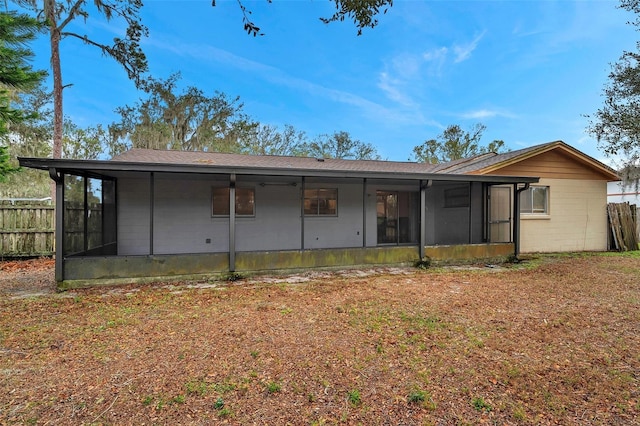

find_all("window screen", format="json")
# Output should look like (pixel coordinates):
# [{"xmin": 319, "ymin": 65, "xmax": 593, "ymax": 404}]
[
  {"xmin": 304, "ymin": 188, "xmax": 337, "ymax": 216},
  {"xmin": 212, "ymin": 187, "xmax": 255, "ymax": 216},
  {"xmin": 520, "ymin": 186, "xmax": 548, "ymax": 214}
]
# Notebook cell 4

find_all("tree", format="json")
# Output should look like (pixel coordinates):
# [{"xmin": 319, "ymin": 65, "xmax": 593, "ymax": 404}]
[
  {"xmin": 241, "ymin": 124, "xmax": 308, "ymax": 156},
  {"xmin": 0, "ymin": 11, "xmax": 46, "ymax": 181},
  {"xmin": 0, "ymin": 146, "xmax": 18, "ymax": 182},
  {"xmin": 232, "ymin": 0, "xmax": 394, "ymax": 36},
  {"xmin": 0, "ymin": 87, "xmax": 53, "ymax": 195},
  {"xmin": 411, "ymin": 124, "xmax": 507, "ymax": 164},
  {"xmin": 63, "ymin": 121, "xmax": 105, "ymax": 159},
  {"xmin": 13, "ymin": 0, "xmax": 148, "ymax": 164},
  {"xmin": 1, "ymin": 86, "xmax": 105, "ymax": 196},
  {"xmin": 587, "ymin": 0, "xmax": 640, "ymax": 178},
  {"xmin": 299, "ymin": 130, "xmax": 381, "ymax": 160},
  {"xmin": 2, "ymin": 86, "xmax": 53, "ymax": 157},
  {"xmin": 107, "ymin": 73, "xmax": 258, "ymax": 156}
]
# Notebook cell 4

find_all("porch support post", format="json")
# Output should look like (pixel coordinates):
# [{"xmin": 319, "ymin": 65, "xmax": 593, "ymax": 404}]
[
  {"xmin": 301, "ymin": 176, "xmax": 305, "ymax": 250},
  {"xmin": 362, "ymin": 178, "xmax": 367, "ymax": 247},
  {"xmin": 419, "ymin": 180, "xmax": 429, "ymax": 259},
  {"xmin": 83, "ymin": 176, "xmax": 88, "ymax": 252},
  {"xmin": 514, "ymin": 183, "xmax": 529, "ymax": 257},
  {"xmin": 468, "ymin": 182, "xmax": 472, "ymax": 244},
  {"xmin": 50, "ymin": 168, "xmax": 64, "ymax": 283},
  {"xmin": 149, "ymin": 172, "xmax": 154, "ymax": 255},
  {"xmin": 229, "ymin": 174, "xmax": 236, "ymax": 272}
]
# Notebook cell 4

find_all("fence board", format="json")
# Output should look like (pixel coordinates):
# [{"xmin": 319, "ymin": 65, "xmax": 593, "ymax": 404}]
[
  {"xmin": 607, "ymin": 202, "xmax": 639, "ymax": 251},
  {"xmin": 0, "ymin": 205, "xmax": 55, "ymax": 257}
]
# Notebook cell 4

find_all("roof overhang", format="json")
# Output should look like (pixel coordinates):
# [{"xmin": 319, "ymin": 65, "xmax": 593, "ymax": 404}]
[{"xmin": 19, "ymin": 157, "xmax": 540, "ymax": 185}]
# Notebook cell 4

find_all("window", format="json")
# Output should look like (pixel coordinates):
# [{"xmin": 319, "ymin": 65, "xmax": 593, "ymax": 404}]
[
  {"xmin": 520, "ymin": 186, "xmax": 549, "ymax": 214},
  {"xmin": 304, "ymin": 188, "xmax": 337, "ymax": 216},
  {"xmin": 212, "ymin": 187, "xmax": 255, "ymax": 216}
]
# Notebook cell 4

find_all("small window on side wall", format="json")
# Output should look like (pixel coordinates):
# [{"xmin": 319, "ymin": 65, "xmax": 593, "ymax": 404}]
[
  {"xmin": 304, "ymin": 188, "xmax": 337, "ymax": 216},
  {"xmin": 212, "ymin": 187, "xmax": 255, "ymax": 217},
  {"xmin": 520, "ymin": 186, "xmax": 549, "ymax": 214}
]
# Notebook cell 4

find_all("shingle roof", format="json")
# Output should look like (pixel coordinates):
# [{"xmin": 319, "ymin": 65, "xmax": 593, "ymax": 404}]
[
  {"xmin": 111, "ymin": 148, "xmax": 443, "ymax": 175},
  {"xmin": 432, "ymin": 152, "xmax": 502, "ymax": 174},
  {"xmin": 434, "ymin": 142, "xmax": 561, "ymax": 174}
]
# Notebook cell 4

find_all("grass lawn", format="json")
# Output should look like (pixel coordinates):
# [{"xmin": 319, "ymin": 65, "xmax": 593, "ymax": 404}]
[{"xmin": 1, "ymin": 253, "xmax": 639, "ymax": 425}]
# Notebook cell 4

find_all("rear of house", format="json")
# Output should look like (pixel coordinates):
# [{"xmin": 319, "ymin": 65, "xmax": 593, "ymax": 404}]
[
  {"xmin": 20, "ymin": 150, "xmax": 537, "ymax": 288},
  {"xmin": 19, "ymin": 141, "xmax": 615, "ymax": 288},
  {"xmin": 444, "ymin": 141, "xmax": 619, "ymax": 253}
]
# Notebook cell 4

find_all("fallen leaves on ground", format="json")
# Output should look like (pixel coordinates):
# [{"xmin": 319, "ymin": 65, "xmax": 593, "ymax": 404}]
[
  {"xmin": 0, "ymin": 254, "xmax": 639, "ymax": 425},
  {"xmin": 0, "ymin": 258, "xmax": 55, "ymax": 273},
  {"xmin": 0, "ymin": 258, "xmax": 55, "ymax": 296}
]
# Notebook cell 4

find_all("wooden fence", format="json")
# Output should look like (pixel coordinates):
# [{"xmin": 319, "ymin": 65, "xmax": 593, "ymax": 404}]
[
  {"xmin": 0, "ymin": 205, "xmax": 55, "ymax": 258},
  {"xmin": 608, "ymin": 202, "xmax": 639, "ymax": 251}
]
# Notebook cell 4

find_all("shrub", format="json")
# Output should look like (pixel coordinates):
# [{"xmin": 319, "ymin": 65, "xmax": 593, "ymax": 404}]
[{"xmin": 414, "ymin": 256, "xmax": 431, "ymax": 270}]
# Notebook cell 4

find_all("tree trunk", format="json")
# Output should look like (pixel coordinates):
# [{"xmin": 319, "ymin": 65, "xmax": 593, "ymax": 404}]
[
  {"xmin": 45, "ymin": 0, "xmax": 62, "ymax": 199},
  {"xmin": 47, "ymin": 4, "xmax": 62, "ymax": 160}
]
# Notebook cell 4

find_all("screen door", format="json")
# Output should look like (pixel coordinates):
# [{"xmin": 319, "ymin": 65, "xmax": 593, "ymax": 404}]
[{"xmin": 488, "ymin": 186, "xmax": 512, "ymax": 243}]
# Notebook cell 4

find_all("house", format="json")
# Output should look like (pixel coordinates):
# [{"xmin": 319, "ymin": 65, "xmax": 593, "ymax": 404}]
[
  {"xmin": 607, "ymin": 166, "xmax": 640, "ymax": 205},
  {"xmin": 19, "ymin": 141, "xmax": 617, "ymax": 288},
  {"xmin": 19, "ymin": 149, "xmax": 539, "ymax": 288},
  {"xmin": 607, "ymin": 167, "xmax": 640, "ymax": 245},
  {"xmin": 437, "ymin": 141, "xmax": 620, "ymax": 253}
]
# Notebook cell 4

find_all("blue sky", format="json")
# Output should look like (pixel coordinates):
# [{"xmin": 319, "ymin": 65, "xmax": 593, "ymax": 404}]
[{"xmin": 27, "ymin": 0, "xmax": 639, "ymax": 163}]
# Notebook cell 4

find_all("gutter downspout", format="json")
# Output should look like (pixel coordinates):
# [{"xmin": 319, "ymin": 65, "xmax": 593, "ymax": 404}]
[
  {"xmin": 49, "ymin": 168, "xmax": 64, "ymax": 283},
  {"xmin": 514, "ymin": 183, "xmax": 530, "ymax": 258}
]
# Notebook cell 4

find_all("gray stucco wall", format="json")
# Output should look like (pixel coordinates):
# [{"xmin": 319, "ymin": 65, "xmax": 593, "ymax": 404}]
[
  {"xmin": 236, "ymin": 180, "xmax": 301, "ymax": 252},
  {"xmin": 118, "ymin": 177, "xmax": 151, "ymax": 255},
  {"xmin": 117, "ymin": 175, "xmax": 493, "ymax": 255},
  {"xmin": 118, "ymin": 175, "xmax": 379, "ymax": 255},
  {"xmin": 304, "ymin": 182, "xmax": 364, "ymax": 249},
  {"xmin": 153, "ymin": 175, "xmax": 228, "ymax": 254}
]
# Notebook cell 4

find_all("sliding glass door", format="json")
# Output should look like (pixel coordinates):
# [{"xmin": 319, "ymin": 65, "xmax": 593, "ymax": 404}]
[{"xmin": 376, "ymin": 191, "xmax": 419, "ymax": 245}]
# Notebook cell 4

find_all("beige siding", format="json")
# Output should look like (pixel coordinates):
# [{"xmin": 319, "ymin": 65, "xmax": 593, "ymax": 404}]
[
  {"xmin": 484, "ymin": 150, "xmax": 614, "ymax": 180},
  {"xmin": 520, "ymin": 178, "xmax": 608, "ymax": 253}
]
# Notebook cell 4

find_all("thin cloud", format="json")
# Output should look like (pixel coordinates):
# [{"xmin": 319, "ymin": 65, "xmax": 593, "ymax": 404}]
[
  {"xmin": 460, "ymin": 108, "xmax": 516, "ymax": 120},
  {"xmin": 422, "ymin": 47, "xmax": 449, "ymax": 76},
  {"xmin": 376, "ymin": 32, "xmax": 488, "ymax": 121},
  {"xmin": 149, "ymin": 37, "xmax": 428, "ymax": 126},
  {"xmin": 421, "ymin": 31, "xmax": 486, "ymax": 73},
  {"xmin": 377, "ymin": 72, "xmax": 417, "ymax": 108},
  {"xmin": 453, "ymin": 31, "xmax": 486, "ymax": 63}
]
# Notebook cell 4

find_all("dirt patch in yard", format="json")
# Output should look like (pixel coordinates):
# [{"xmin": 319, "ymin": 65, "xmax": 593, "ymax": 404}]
[
  {"xmin": 0, "ymin": 258, "xmax": 55, "ymax": 298},
  {"xmin": 0, "ymin": 254, "xmax": 639, "ymax": 425}
]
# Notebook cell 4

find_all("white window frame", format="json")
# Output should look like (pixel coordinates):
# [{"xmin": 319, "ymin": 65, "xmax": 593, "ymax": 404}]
[{"xmin": 520, "ymin": 185, "xmax": 549, "ymax": 215}]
